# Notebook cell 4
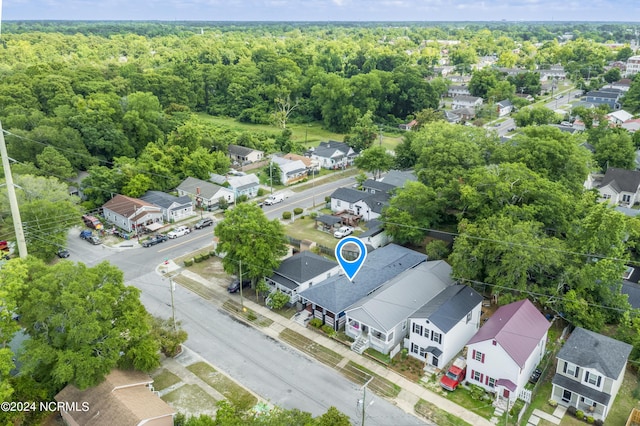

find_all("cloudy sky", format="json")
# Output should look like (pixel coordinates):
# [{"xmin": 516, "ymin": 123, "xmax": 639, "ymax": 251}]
[{"xmin": 3, "ymin": 0, "xmax": 640, "ymax": 22}]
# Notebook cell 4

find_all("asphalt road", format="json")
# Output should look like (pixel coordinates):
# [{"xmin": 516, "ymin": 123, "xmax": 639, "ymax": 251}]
[{"xmin": 66, "ymin": 176, "xmax": 428, "ymax": 425}]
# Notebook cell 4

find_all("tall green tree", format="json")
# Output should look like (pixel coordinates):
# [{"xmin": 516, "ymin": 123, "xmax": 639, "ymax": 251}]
[
  {"xmin": 16, "ymin": 258, "xmax": 160, "ymax": 390},
  {"xmin": 593, "ymin": 128, "xmax": 635, "ymax": 170},
  {"xmin": 215, "ymin": 203, "xmax": 288, "ymax": 282},
  {"xmin": 354, "ymin": 146, "xmax": 394, "ymax": 179},
  {"xmin": 345, "ymin": 110, "xmax": 378, "ymax": 152},
  {"xmin": 35, "ymin": 146, "xmax": 75, "ymax": 179}
]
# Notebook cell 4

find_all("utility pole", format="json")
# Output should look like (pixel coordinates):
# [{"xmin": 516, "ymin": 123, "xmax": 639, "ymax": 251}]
[
  {"xmin": 0, "ymin": 122, "xmax": 28, "ymax": 258},
  {"xmin": 359, "ymin": 377, "xmax": 374, "ymax": 426},
  {"xmin": 239, "ymin": 259, "xmax": 244, "ymax": 311},
  {"xmin": 169, "ymin": 274, "xmax": 177, "ymax": 331}
]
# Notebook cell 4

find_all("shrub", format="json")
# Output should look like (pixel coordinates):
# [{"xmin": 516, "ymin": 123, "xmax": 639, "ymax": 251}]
[
  {"xmin": 594, "ymin": 419, "xmax": 604, "ymax": 426},
  {"xmin": 267, "ymin": 291, "xmax": 290, "ymax": 310},
  {"xmin": 257, "ymin": 188, "xmax": 266, "ymax": 196},
  {"xmin": 321, "ymin": 324, "xmax": 336, "ymax": 336},
  {"xmin": 567, "ymin": 406, "xmax": 577, "ymax": 416},
  {"xmin": 193, "ymin": 255, "xmax": 203, "ymax": 263},
  {"xmin": 425, "ymin": 240, "xmax": 450, "ymax": 260},
  {"xmin": 236, "ymin": 194, "xmax": 248, "ymax": 204},
  {"xmin": 201, "ymin": 252, "xmax": 210, "ymax": 260},
  {"xmin": 184, "ymin": 259, "xmax": 194, "ymax": 267},
  {"xmin": 586, "ymin": 416, "xmax": 594, "ymax": 424},
  {"xmin": 310, "ymin": 212, "xmax": 318, "ymax": 219},
  {"xmin": 282, "ymin": 211, "xmax": 292, "ymax": 220},
  {"xmin": 293, "ymin": 207, "xmax": 303, "ymax": 215},
  {"xmin": 209, "ymin": 250, "xmax": 216, "ymax": 258},
  {"xmin": 576, "ymin": 410, "xmax": 584, "ymax": 420},
  {"xmin": 469, "ymin": 384, "xmax": 485, "ymax": 400},
  {"xmin": 324, "ymin": 196, "xmax": 331, "ymax": 203},
  {"xmin": 309, "ymin": 318, "xmax": 323, "ymax": 328},
  {"xmin": 548, "ymin": 399, "xmax": 558, "ymax": 407}
]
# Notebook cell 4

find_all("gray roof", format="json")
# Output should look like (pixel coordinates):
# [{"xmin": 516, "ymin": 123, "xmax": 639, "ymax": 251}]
[
  {"xmin": 600, "ymin": 168, "xmax": 640, "ymax": 193},
  {"xmin": 497, "ymin": 99, "xmax": 513, "ymax": 108},
  {"xmin": 363, "ymin": 192, "xmax": 391, "ymax": 214},
  {"xmin": 298, "ymin": 244, "xmax": 427, "ymax": 314},
  {"xmin": 359, "ymin": 219, "xmax": 384, "ymax": 238},
  {"xmin": 177, "ymin": 177, "xmax": 227, "ymax": 201},
  {"xmin": 228, "ymin": 144, "xmax": 262, "ymax": 157},
  {"xmin": 410, "ymin": 284, "xmax": 483, "ymax": 333},
  {"xmin": 551, "ymin": 374, "xmax": 611, "ymax": 406},
  {"xmin": 209, "ymin": 173, "xmax": 227, "ymax": 185},
  {"xmin": 453, "ymin": 95, "xmax": 482, "ymax": 103},
  {"xmin": 269, "ymin": 252, "xmax": 338, "ymax": 291},
  {"xmin": 331, "ymin": 187, "xmax": 369, "ymax": 203},
  {"xmin": 556, "ymin": 327, "xmax": 632, "ymax": 379},
  {"xmin": 345, "ymin": 261, "xmax": 454, "ymax": 332},
  {"xmin": 140, "ymin": 191, "xmax": 192, "ymax": 210},
  {"xmin": 227, "ymin": 174, "xmax": 259, "ymax": 190},
  {"xmin": 615, "ymin": 206, "xmax": 640, "ymax": 217},
  {"xmin": 381, "ymin": 170, "xmax": 417, "ymax": 188},
  {"xmin": 312, "ymin": 140, "xmax": 356, "ymax": 159},
  {"xmin": 362, "ymin": 179, "xmax": 395, "ymax": 194},
  {"xmin": 622, "ymin": 281, "xmax": 640, "ymax": 309},
  {"xmin": 586, "ymin": 90, "xmax": 620, "ymax": 99},
  {"xmin": 315, "ymin": 215, "xmax": 342, "ymax": 226}
]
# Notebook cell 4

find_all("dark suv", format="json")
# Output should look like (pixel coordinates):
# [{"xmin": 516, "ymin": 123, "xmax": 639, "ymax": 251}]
[
  {"xmin": 227, "ymin": 279, "xmax": 251, "ymax": 293},
  {"xmin": 142, "ymin": 234, "xmax": 168, "ymax": 248},
  {"xmin": 195, "ymin": 218, "xmax": 214, "ymax": 229}
]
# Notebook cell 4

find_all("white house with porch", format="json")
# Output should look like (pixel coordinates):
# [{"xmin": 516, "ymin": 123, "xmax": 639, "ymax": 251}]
[
  {"xmin": 344, "ymin": 260, "xmax": 455, "ymax": 355},
  {"xmin": 102, "ymin": 194, "xmax": 163, "ymax": 233}
]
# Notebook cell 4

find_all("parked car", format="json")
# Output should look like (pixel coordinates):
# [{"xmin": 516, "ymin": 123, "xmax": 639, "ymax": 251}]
[
  {"xmin": 82, "ymin": 214, "xmax": 103, "ymax": 230},
  {"xmin": 264, "ymin": 194, "xmax": 285, "ymax": 205},
  {"xmin": 334, "ymin": 226, "xmax": 354, "ymax": 239},
  {"xmin": 142, "ymin": 234, "xmax": 168, "ymax": 247},
  {"xmin": 56, "ymin": 248, "xmax": 70, "ymax": 258},
  {"xmin": 79, "ymin": 230, "xmax": 101, "ymax": 244},
  {"xmin": 195, "ymin": 218, "xmax": 214, "ymax": 229},
  {"xmin": 167, "ymin": 226, "xmax": 191, "ymax": 239},
  {"xmin": 529, "ymin": 368, "xmax": 542, "ymax": 384},
  {"xmin": 227, "ymin": 279, "xmax": 251, "ymax": 293},
  {"xmin": 79, "ymin": 230, "xmax": 93, "ymax": 240}
]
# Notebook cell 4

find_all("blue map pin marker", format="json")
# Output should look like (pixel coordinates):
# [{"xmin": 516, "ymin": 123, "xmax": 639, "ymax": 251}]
[{"xmin": 335, "ymin": 236, "xmax": 367, "ymax": 281}]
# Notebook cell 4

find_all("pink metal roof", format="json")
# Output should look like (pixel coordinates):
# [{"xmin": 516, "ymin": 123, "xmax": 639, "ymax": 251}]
[{"xmin": 467, "ymin": 299, "xmax": 550, "ymax": 367}]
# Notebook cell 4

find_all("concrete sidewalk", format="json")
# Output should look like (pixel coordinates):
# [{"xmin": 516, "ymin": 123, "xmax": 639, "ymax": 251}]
[{"xmin": 165, "ymin": 261, "xmax": 493, "ymax": 426}]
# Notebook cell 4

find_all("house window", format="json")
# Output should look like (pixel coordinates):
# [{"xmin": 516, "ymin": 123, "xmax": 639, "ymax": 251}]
[
  {"xmin": 431, "ymin": 331, "xmax": 442, "ymax": 344},
  {"xmin": 585, "ymin": 372, "xmax": 601, "ymax": 387},
  {"xmin": 581, "ymin": 397, "xmax": 596, "ymax": 407},
  {"xmin": 487, "ymin": 377, "xmax": 496, "ymax": 388},
  {"xmin": 387, "ymin": 332, "xmax": 394, "ymax": 342},
  {"xmin": 466, "ymin": 311, "xmax": 472, "ymax": 324},
  {"xmin": 419, "ymin": 346, "xmax": 427, "ymax": 358},
  {"xmin": 472, "ymin": 350, "xmax": 485, "ymax": 363},
  {"xmin": 336, "ymin": 200, "xmax": 341, "ymax": 207},
  {"xmin": 623, "ymin": 194, "xmax": 632, "ymax": 203},
  {"xmin": 411, "ymin": 343, "xmax": 419, "ymax": 355},
  {"xmin": 432, "ymin": 356, "xmax": 439, "ymax": 368},
  {"xmin": 472, "ymin": 370, "xmax": 483, "ymax": 382},
  {"xmin": 562, "ymin": 389, "xmax": 572, "ymax": 403},
  {"xmin": 423, "ymin": 328, "xmax": 430, "ymax": 338},
  {"xmin": 412, "ymin": 323, "xmax": 423, "ymax": 335},
  {"xmin": 563, "ymin": 362, "xmax": 579, "ymax": 378}
]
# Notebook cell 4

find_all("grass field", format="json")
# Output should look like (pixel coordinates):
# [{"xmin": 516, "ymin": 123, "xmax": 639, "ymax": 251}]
[
  {"xmin": 196, "ymin": 113, "xmax": 402, "ymax": 151},
  {"xmin": 187, "ymin": 361, "xmax": 258, "ymax": 412}
]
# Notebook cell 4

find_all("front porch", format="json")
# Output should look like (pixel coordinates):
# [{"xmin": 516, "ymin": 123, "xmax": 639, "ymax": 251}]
[{"xmin": 345, "ymin": 319, "xmax": 393, "ymax": 355}]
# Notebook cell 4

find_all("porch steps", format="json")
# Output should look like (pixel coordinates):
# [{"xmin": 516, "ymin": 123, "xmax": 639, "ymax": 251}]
[
  {"xmin": 351, "ymin": 335, "xmax": 369, "ymax": 354},
  {"xmin": 292, "ymin": 310, "xmax": 312, "ymax": 327}
]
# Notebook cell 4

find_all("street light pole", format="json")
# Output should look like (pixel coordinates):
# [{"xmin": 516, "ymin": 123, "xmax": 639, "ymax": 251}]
[
  {"xmin": 359, "ymin": 377, "xmax": 374, "ymax": 426},
  {"xmin": 169, "ymin": 275, "xmax": 177, "ymax": 331}
]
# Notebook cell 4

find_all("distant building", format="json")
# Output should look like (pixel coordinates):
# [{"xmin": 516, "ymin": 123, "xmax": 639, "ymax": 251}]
[{"xmin": 625, "ymin": 55, "xmax": 640, "ymax": 77}]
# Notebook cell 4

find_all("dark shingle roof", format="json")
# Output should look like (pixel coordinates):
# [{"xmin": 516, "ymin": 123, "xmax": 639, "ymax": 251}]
[
  {"xmin": 556, "ymin": 327, "xmax": 632, "ymax": 379},
  {"xmin": 330, "ymin": 187, "xmax": 369, "ymax": 203},
  {"xmin": 411, "ymin": 285, "xmax": 483, "ymax": 333},
  {"xmin": 140, "ymin": 191, "xmax": 191, "ymax": 209},
  {"xmin": 269, "ymin": 252, "xmax": 338, "ymax": 290},
  {"xmin": 315, "ymin": 215, "xmax": 342, "ymax": 226},
  {"xmin": 298, "ymin": 244, "xmax": 427, "ymax": 314},
  {"xmin": 359, "ymin": 219, "xmax": 383, "ymax": 238},
  {"xmin": 622, "ymin": 281, "xmax": 640, "ymax": 309},
  {"xmin": 599, "ymin": 168, "xmax": 640, "ymax": 193},
  {"xmin": 467, "ymin": 299, "xmax": 550, "ymax": 368},
  {"xmin": 362, "ymin": 179, "xmax": 395, "ymax": 193},
  {"xmin": 177, "ymin": 177, "xmax": 227, "ymax": 200},
  {"xmin": 228, "ymin": 144, "xmax": 262, "ymax": 157}
]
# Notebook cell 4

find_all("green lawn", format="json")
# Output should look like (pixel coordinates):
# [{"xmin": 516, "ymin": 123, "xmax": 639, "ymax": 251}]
[
  {"xmin": 284, "ymin": 216, "xmax": 341, "ymax": 251},
  {"xmin": 415, "ymin": 399, "xmax": 472, "ymax": 426},
  {"xmin": 196, "ymin": 113, "xmax": 402, "ymax": 151},
  {"xmin": 151, "ymin": 368, "xmax": 181, "ymax": 391},
  {"xmin": 162, "ymin": 384, "xmax": 219, "ymax": 416},
  {"xmin": 187, "ymin": 361, "xmax": 258, "ymax": 412}
]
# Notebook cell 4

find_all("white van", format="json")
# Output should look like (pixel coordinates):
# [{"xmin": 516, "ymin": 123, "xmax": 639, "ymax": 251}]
[{"xmin": 264, "ymin": 194, "xmax": 285, "ymax": 206}]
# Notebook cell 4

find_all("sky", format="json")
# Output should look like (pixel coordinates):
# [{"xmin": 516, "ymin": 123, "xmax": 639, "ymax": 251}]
[{"xmin": 2, "ymin": 0, "xmax": 640, "ymax": 22}]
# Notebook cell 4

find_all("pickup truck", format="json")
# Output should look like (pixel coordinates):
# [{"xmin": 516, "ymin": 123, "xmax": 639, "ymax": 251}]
[
  {"xmin": 79, "ymin": 230, "xmax": 102, "ymax": 245},
  {"xmin": 440, "ymin": 357, "xmax": 467, "ymax": 391},
  {"xmin": 167, "ymin": 226, "xmax": 191, "ymax": 239},
  {"xmin": 264, "ymin": 194, "xmax": 285, "ymax": 205}
]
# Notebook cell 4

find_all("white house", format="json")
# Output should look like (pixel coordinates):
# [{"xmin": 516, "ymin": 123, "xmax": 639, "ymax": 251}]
[
  {"xmin": 228, "ymin": 144, "xmax": 264, "ymax": 164},
  {"xmin": 140, "ymin": 190, "xmax": 194, "ymax": 222},
  {"xmin": 452, "ymin": 95, "xmax": 483, "ymax": 110},
  {"xmin": 344, "ymin": 261, "xmax": 455, "ymax": 355},
  {"xmin": 496, "ymin": 99, "xmax": 514, "ymax": 117},
  {"xmin": 407, "ymin": 284, "xmax": 483, "ymax": 370},
  {"xmin": 447, "ymin": 85, "xmax": 471, "ymax": 97},
  {"xmin": 551, "ymin": 327, "xmax": 632, "ymax": 421},
  {"xmin": 265, "ymin": 251, "xmax": 340, "ymax": 304},
  {"xmin": 595, "ymin": 168, "xmax": 640, "ymax": 206},
  {"xmin": 625, "ymin": 55, "xmax": 640, "ymax": 77},
  {"xmin": 329, "ymin": 187, "xmax": 388, "ymax": 221},
  {"xmin": 102, "ymin": 194, "xmax": 164, "ymax": 233},
  {"xmin": 465, "ymin": 299, "xmax": 550, "ymax": 407},
  {"xmin": 309, "ymin": 141, "xmax": 358, "ymax": 170},
  {"xmin": 177, "ymin": 176, "xmax": 235, "ymax": 208},
  {"xmin": 606, "ymin": 110, "xmax": 634, "ymax": 126},
  {"xmin": 271, "ymin": 156, "xmax": 308, "ymax": 186}
]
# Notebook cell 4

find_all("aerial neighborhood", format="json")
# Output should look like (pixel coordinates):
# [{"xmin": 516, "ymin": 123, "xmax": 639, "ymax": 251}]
[{"xmin": 3, "ymin": 18, "xmax": 640, "ymax": 426}]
